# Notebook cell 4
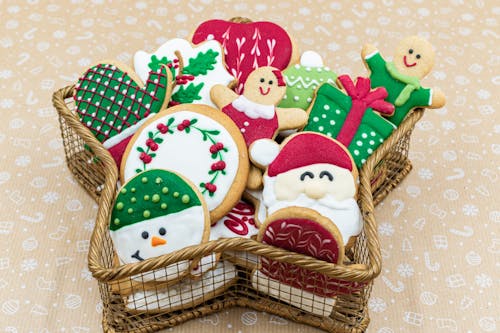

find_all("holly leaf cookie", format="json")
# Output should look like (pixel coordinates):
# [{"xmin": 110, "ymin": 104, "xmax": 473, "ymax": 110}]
[
  {"xmin": 303, "ymin": 75, "xmax": 396, "ymax": 168},
  {"xmin": 109, "ymin": 169, "xmax": 210, "ymax": 282},
  {"xmin": 74, "ymin": 62, "xmax": 173, "ymax": 166},
  {"xmin": 134, "ymin": 38, "xmax": 234, "ymax": 107},
  {"xmin": 361, "ymin": 35, "xmax": 446, "ymax": 126},
  {"xmin": 121, "ymin": 104, "xmax": 249, "ymax": 222},
  {"xmin": 192, "ymin": 18, "xmax": 297, "ymax": 94},
  {"xmin": 279, "ymin": 51, "xmax": 337, "ymax": 110}
]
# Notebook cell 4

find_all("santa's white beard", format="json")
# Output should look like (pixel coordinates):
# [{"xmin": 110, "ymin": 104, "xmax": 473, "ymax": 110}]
[{"xmin": 262, "ymin": 176, "xmax": 363, "ymax": 246}]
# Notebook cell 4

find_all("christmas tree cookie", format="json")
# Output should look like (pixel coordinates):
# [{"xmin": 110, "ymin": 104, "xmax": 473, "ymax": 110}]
[
  {"xmin": 74, "ymin": 62, "xmax": 173, "ymax": 166},
  {"xmin": 121, "ymin": 104, "xmax": 249, "ymax": 222},
  {"xmin": 362, "ymin": 35, "xmax": 446, "ymax": 126},
  {"xmin": 109, "ymin": 169, "xmax": 210, "ymax": 282},
  {"xmin": 279, "ymin": 51, "xmax": 337, "ymax": 110},
  {"xmin": 134, "ymin": 38, "xmax": 234, "ymax": 107},
  {"xmin": 303, "ymin": 75, "xmax": 396, "ymax": 168}
]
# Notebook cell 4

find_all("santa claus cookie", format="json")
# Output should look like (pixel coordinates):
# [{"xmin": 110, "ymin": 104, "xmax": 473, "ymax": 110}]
[
  {"xmin": 279, "ymin": 51, "xmax": 337, "ymax": 111},
  {"xmin": 74, "ymin": 61, "xmax": 173, "ymax": 166},
  {"xmin": 109, "ymin": 169, "xmax": 210, "ymax": 282},
  {"xmin": 134, "ymin": 38, "xmax": 234, "ymax": 108},
  {"xmin": 121, "ymin": 104, "xmax": 249, "ymax": 222},
  {"xmin": 192, "ymin": 18, "xmax": 297, "ymax": 94},
  {"xmin": 211, "ymin": 66, "xmax": 308, "ymax": 147},
  {"xmin": 249, "ymin": 132, "xmax": 363, "ymax": 247},
  {"xmin": 362, "ymin": 35, "xmax": 446, "ymax": 126}
]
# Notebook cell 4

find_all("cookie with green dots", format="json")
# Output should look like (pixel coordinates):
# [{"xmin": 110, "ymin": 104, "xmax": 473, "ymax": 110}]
[{"xmin": 109, "ymin": 169, "xmax": 210, "ymax": 282}]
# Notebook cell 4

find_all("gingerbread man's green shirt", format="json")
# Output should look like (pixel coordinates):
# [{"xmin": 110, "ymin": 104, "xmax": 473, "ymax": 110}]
[{"xmin": 365, "ymin": 51, "xmax": 433, "ymax": 126}]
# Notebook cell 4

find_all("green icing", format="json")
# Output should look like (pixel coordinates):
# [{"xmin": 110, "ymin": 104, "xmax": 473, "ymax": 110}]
[
  {"xmin": 116, "ymin": 202, "xmax": 124, "ymax": 210},
  {"xmin": 303, "ymin": 83, "xmax": 395, "ymax": 168},
  {"xmin": 110, "ymin": 169, "xmax": 202, "ymax": 231},
  {"xmin": 279, "ymin": 64, "xmax": 337, "ymax": 110},
  {"xmin": 181, "ymin": 194, "xmax": 190, "ymax": 204},
  {"xmin": 183, "ymin": 49, "xmax": 219, "ymax": 76},
  {"xmin": 171, "ymin": 82, "xmax": 204, "ymax": 103},
  {"xmin": 75, "ymin": 63, "xmax": 171, "ymax": 142},
  {"xmin": 366, "ymin": 52, "xmax": 432, "ymax": 126},
  {"xmin": 386, "ymin": 61, "xmax": 421, "ymax": 106}
]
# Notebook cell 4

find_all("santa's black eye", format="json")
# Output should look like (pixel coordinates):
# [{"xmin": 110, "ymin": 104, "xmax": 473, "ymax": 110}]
[
  {"xmin": 260, "ymin": 78, "xmax": 265, "ymax": 83},
  {"xmin": 300, "ymin": 171, "xmax": 314, "ymax": 181},
  {"xmin": 416, "ymin": 54, "xmax": 421, "ymax": 59},
  {"xmin": 159, "ymin": 227, "xmax": 166, "ymax": 236},
  {"xmin": 141, "ymin": 231, "xmax": 149, "ymax": 239},
  {"xmin": 319, "ymin": 171, "xmax": 334, "ymax": 181},
  {"xmin": 268, "ymin": 80, "xmax": 273, "ymax": 85},
  {"xmin": 409, "ymin": 49, "xmax": 413, "ymax": 54}
]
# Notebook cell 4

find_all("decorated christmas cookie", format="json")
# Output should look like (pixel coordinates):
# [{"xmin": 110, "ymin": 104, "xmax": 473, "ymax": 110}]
[
  {"xmin": 121, "ymin": 104, "xmax": 249, "ymax": 222},
  {"xmin": 303, "ymin": 75, "xmax": 396, "ymax": 168},
  {"xmin": 210, "ymin": 200, "xmax": 258, "ymax": 240},
  {"xmin": 250, "ymin": 132, "xmax": 363, "ymax": 247},
  {"xmin": 74, "ymin": 62, "xmax": 173, "ymax": 166},
  {"xmin": 279, "ymin": 51, "xmax": 337, "ymax": 110},
  {"xmin": 109, "ymin": 169, "xmax": 210, "ymax": 282},
  {"xmin": 192, "ymin": 18, "xmax": 296, "ymax": 93},
  {"xmin": 134, "ymin": 38, "xmax": 234, "ymax": 107},
  {"xmin": 126, "ymin": 260, "xmax": 237, "ymax": 313},
  {"xmin": 362, "ymin": 35, "xmax": 446, "ymax": 126},
  {"xmin": 252, "ymin": 207, "xmax": 358, "ymax": 316},
  {"xmin": 211, "ymin": 66, "xmax": 308, "ymax": 147}
]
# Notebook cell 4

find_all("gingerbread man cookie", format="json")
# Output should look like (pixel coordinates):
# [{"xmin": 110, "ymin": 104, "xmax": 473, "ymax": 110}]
[
  {"xmin": 74, "ymin": 62, "xmax": 173, "ymax": 167},
  {"xmin": 362, "ymin": 35, "xmax": 446, "ymax": 126},
  {"xmin": 211, "ymin": 66, "xmax": 308, "ymax": 147}
]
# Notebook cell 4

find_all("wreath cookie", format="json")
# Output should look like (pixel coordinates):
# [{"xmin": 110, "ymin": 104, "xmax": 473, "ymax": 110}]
[{"xmin": 121, "ymin": 104, "xmax": 249, "ymax": 222}]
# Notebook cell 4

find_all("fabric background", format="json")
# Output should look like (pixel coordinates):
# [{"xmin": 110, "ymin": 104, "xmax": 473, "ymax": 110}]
[{"xmin": 0, "ymin": 1, "xmax": 498, "ymax": 332}]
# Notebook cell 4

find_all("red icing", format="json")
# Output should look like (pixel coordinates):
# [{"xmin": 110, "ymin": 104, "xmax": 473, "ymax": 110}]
[
  {"xmin": 107, "ymin": 134, "xmax": 133, "ymax": 167},
  {"xmin": 336, "ymin": 75, "xmax": 394, "ymax": 147},
  {"xmin": 259, "ymin": 86, "xmax": 270, "ymax": 95},
  {"xmin": 192, "ymin": 19, "xmax": 293, "ymax": 94},
  {"xmin": 221, "ymin": 201, "xmax": 256, "ymax": 234},
  {"xmin": 261, "ymin": 218, "xmax": 364, "ymax": 297},
  {"xmin": 403, "ymin": 56, "xmax": 417, "ymax": 67},
  {"xmin": 222, "ymin": 103, "xmax": 279, "ymax": 146},
  {"xmin": 267, "ymin": 132, "xmax": 353, "ymax": 177}
]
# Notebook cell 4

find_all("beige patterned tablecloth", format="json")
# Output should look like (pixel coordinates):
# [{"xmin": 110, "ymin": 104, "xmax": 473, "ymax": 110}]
[{"xmin": 0, "ymin": 1, "xmax": 498, "ymax": 332}]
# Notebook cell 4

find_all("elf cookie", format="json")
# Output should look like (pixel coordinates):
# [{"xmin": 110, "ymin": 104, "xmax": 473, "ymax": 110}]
[
  {"xmin": 109, "ymin": 169, "xmax": 210, "ymax": 282},
  {"xmin": 303, "ymin": 75, "xmax": 396, "ymax": 168},
  {"xmin": 126, "ymin": 260, "xmax": 237, "ymax": 313},
  {"xmin": 279, "ymin": 51, "xmax": 337, "ymax": 110},
  {"xmin": 362, "ymin": 35, "xmax": 446, "ymax": 126},
  {"xmin": 74, "ymin": 61, "xmax": 173, "ymax": 166},
  {"xmin": 121, "ymin": 104, "xmax": 249, "ymax": 222},
  {"xmin": 251, "ymin": 207, "xmax": 346, "ymax": 316},
  {"xmin": 192, "ymin": 18, "xmax": 297, "ymax": 94},
  {"xmin": 250, "ymin": 132, "xmax": 363, "ymax": 247},
  {"xmin": 134, "ymin": 38, "xmax": 234, "ymax": 107},
  {"xmin": 211, "ymin": 66, "xmax": 307, "ymax": 147}
]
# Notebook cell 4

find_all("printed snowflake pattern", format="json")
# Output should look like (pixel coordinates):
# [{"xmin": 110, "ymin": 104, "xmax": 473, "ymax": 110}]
[
  {"xmin": 418, "ymin": 168, "xmax": 434, "ymax": 180},
  {"xmin": 20, "ymin": 258, "xmax": 38, "ymax": 272},
  {"xmin": 42, "ymin": 192, "xmax": 60, "ymax": 204},
  {"xmin": 378, "ymin": 223, "xmax": 395, "ymax": 236},
  {"xmin": 462, "ymin": 204, "xmax": 479, "ymax": 216},
  {"xmin": 396, "ymin": 263, "xmax": 414, "ymax": 278},
  {"xmin": 368, "ymin": 297, "xmax": 387, "ymax": 313},
  {"xmin": 475, "ymin": 274, "xmax": 493, "ymax": 289}
]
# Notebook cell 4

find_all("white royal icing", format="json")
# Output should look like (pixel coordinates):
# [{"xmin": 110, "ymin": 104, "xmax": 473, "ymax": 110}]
[
  {"xmin": 300, "ymin": 50, "xmax": 324, "ymax": 68},
  {"xmin": 249, "ymin": 138, "xmax": 281, "ymax": 167},
  {"xmin": 134, "ymin": 38, "xmax": 234, "ymax": 107},
  {"xmin": 123, "ymin": 111, "xmax": 241, "ymax": 214},
  {"xmin": 232, "ymin": 95, "xmax": 275, "ymax": 120}
]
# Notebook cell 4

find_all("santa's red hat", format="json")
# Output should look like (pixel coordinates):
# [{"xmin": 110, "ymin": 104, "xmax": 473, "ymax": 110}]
[{"xmin": 266, "ymin": 132, "xmax": 355, "ymax": 177}]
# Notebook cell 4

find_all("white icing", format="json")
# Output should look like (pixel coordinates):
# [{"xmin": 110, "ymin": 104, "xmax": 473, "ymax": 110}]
[
  {"xmin": 133, "ymin": 38, "xmax": 234, "ymax": 107},
  {"xmin": 300, "ymin": 50, "xmax": 324, "ymax": 68},
  {"xmin": 249, "ymin": 138, "xmax": 280, "ymax": 167},
  {"xmin": 285, "ymin": 76, "xmax": 335, "ymax": 90},
  {"xmin": 110, "ymin": 206, "xmax": 206, "ymax": 281},
  {"xmin": 365, "ymin": 50, "xmax": 379, "ymax": 60},
  {"xmin": 262, "ymin": 174, "xmax": 362, "ymax": 246},
  {"xmin": 232, "ymin": 95, "xmax": 275, "ymax": 120},
  {"xmin": 126, "ymin": 261, "xmax": 237, "ymax": 311},
  {"xmin": 102, "ymin": 116, "xmax": 150, "ymax": 149},
  {"xmin": 210, "ymin": 203, "xmax": 259, "ymax": 240},
  {"xmin": 123, "ymin": 111, "xmax": 241, "ymax": 213},
  {"xmin": 190, "ymin": 252, "xmax": 218, "ymax": 277},
  {"xmin": 252, "ymin": 270, "xmax": 335, "ymax": 316},
  {"xmin": 245, "ymin": 189, "xmax": 267, "ymax": 224}
]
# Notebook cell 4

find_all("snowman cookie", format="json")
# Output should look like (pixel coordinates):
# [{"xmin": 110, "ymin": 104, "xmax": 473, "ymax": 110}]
[
  {"xmin": 362, "ymin": 35, "xmax": 446, "ymax": 126},
  {"xmin": 211, "ymin": 66, "xmax": 308, "ymax": 147},
  {"xmin": 134, "ymin": 38, "xmax": 234, "ymax": 107},
  {"xmin": 121, "ymin": 104, "xmax": 249, "ymax": 222},
  {"xmin": 109, "ymin": 169, "xmax": 210, "ymax": 282},
  {"xmin": 279, "ymin": 51, "xmax": 337, "ymax": 111},
  {"xmin": 74, "ymin": 61, "xmax": 173, "ymax": 166}
]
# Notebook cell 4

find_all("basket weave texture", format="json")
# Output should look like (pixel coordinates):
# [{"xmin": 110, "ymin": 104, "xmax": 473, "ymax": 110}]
[{"xmin": 52, "ymin": 84, "xmax": 423, "ymax": 333}]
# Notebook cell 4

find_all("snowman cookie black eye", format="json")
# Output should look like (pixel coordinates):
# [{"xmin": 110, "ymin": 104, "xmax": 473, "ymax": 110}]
[
  {"xmin": 141, "ymin": 231, "xmax": 149, "ymax": 239},
  {"xmin": 260, "ymin": 78, "xmax": 265, "ymax": 83},
  {"xmin": 300, "ymin": 171, "xmax": 314, "ymax": 181},
  {"xmin": 409, "ymin": 49, "xmax": 413, "ymax": 54},
  {"xmin": 319, "ymin": 171, "xmax": 334, "ymax": 181},
  {"xmin": 159, "ymin": 227, "xmax": 166, "ymax": 236}
]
